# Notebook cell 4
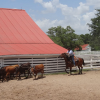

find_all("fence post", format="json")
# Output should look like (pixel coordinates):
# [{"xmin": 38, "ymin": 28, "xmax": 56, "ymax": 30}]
[
  {"xmin": 18, "ymin": 58, "xmax": 20, "ymax": 65},
  {"xmin": 45, "ymin": 57, "xmax": 47, "ymax": 73},
  {"xmin": 57, "ymin": 56, "xmax": 58, "ymax": 72},
  {"xmin": 90, "ymin": 55, "xmax": 93, "ymax": 70},
  {"xmin": 0, "ymin": 59, "xmax": 3, "ymax": 68}
]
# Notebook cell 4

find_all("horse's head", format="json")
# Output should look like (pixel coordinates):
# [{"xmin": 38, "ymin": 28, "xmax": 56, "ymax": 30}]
[
  {"xmin": 59, "ymin": 53, "xmax": 70, "ymax": 61},
  {"xmin": 58, "ymin": 53, "xmax": 67, "ymax": 58}
]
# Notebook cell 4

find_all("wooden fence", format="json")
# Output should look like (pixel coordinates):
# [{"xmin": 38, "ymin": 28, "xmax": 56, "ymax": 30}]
[
  {"xmin": 0, "ymin": 54, "xmax": 66, "ymax": 73},
  {"xmin": 0, "ymin": 53, "xmax": 100, "ymax": 73},
  {"xmin": 74, "ymin": 51, "xmax": 100, "ymax": 55},
  {"xmin": 75, "ymin": 54, "xmax": 100, "ymax": 70}
]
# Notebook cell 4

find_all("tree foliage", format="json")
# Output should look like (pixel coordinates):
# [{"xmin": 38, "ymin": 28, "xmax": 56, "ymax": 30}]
[
  {"xmin": 80, "ymin": 34, "xmax": 91, "ymax": 44},
  {"xmin": 47, "ymin": 26, "xmax": 84, "ymax": 51},
  {"xmin": 88, "ymin": 9, "xmax": 100, "ymax": 50}
]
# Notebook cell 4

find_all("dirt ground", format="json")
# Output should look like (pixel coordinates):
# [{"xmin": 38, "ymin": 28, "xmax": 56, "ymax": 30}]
[{"xmin": 0, "ymin": 70, "xmax": 100, "ymax": 100}]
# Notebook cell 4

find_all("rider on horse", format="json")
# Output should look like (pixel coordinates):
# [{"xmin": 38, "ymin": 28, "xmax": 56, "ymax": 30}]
[{"xmin": 66, "ymin": 47, "xmax": 75, "ymax": 67}]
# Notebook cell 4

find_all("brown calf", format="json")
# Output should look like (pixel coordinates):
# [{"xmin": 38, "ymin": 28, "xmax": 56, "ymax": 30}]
[
  {"xmin": 30, "ymin": 64, "xmax": 44, "ymax": 79},
  {"xmin": 4, "ymin": 64, "xmax": 19, "ymax": 81}
]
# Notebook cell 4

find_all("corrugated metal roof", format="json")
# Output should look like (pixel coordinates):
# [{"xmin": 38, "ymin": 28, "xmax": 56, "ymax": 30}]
[
  {"xmin": 75, "ymin": 44, "xmax": 89, "ymax": 51},
  {"xmin": 0, "ymin": 8, "xmax": 67, "ymax": 56}
]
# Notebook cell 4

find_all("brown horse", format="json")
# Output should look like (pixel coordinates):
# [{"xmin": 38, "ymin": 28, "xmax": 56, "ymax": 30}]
[{"xmin": 59, "ymin": 53, "xmax": 85, "ymax": 74}]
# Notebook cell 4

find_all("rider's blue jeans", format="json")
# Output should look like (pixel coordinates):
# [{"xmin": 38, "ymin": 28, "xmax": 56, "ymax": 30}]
[{"xmin": 71, "ymin": 55, "xmax": 75, "ymax": 66}]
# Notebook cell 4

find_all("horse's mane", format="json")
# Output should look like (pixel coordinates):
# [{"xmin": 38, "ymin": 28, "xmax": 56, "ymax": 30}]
[
  {"xmin": 61, "ymin": 53, "xmax": 71, "ymax": 61},
  {"xmin": 61, "ymin": 53, "xmax": 69, "ymax": 57},
  {"xmin": 61, "ymin": 53, "xmax": 66, "ymax": 55}
]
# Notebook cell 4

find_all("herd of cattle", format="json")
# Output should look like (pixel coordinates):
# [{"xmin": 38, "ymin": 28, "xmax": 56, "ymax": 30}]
[{"xmin": 0, "ymin": 63, "xmax": 44, "ymax": 82}]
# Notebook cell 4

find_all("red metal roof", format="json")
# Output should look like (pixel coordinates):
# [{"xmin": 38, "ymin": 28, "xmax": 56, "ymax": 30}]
[
  {"xmin": 0, "ymin": 8, "xmax": 67, "ymax": 56},
  {"xmin": 75, "ymin": 44, "xmax": 89, "ymax": 51}
]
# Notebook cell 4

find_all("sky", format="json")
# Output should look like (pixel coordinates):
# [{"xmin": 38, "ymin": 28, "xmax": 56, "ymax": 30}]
[{"xmin": 0, "ymin": 0, "xmax": 100, "ymax": 35}]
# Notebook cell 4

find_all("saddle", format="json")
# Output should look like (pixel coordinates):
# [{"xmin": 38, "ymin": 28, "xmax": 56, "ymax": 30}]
[{"xmin": 67, "ymin": 56, "xmax": 79, "ymax": 64}]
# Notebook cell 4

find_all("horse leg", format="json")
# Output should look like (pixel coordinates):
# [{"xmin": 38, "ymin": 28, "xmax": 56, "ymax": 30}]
[
  {"xmin": 70, "ymin": 67, "xmax": 72, "ymax": 75},
  {"xmin": 80, "ymin": 66, "xmax": 83, "ymax": 74},
  {"xmin": 78, "ymin": 66, "xmax": 80, "ymax": 74},
  {"xmin": 65, "ymin": 68, "xmax": 69, "ymax": 74}
]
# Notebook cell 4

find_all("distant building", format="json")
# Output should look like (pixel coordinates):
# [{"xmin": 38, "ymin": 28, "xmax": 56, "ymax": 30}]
[{"xmin": 75, "ymin": 44, "xmax": 91, "ymax": 51}]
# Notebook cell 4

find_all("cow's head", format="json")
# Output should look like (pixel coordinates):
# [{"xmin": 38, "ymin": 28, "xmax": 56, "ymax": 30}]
[{"xmin": 30, "ymin": 67, "xmax": 34, "ymax": 74}]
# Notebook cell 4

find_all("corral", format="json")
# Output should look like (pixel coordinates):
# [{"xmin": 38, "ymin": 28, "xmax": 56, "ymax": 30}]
[
  {"xmin": 0, "ymin": 52, "xmax": 100, "ymax": 74},
  {"xmin": 0, "ymin": 70, "xmax": 100, "ymax": 100}
]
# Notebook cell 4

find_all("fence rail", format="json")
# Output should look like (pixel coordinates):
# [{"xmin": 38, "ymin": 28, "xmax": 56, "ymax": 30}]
[
  {"xmin": 75, "ymin": 54, "xmax": 100, "ymax": 70},
  {"xmin": 0, "ymin": 53, "xmax": 100, "ymax": 73},
  {"xmin": 74, "ymin": 51, "xmax": 100, "ymax": 55},
  {"xmin": 0, "ymin": 55, "xmax": 66, "ymax": 73}
]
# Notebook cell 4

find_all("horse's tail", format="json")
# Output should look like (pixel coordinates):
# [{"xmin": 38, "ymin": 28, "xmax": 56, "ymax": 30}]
[{"xmin": 82, "ymin": 58, "xmax": 85, "ymax": 65}]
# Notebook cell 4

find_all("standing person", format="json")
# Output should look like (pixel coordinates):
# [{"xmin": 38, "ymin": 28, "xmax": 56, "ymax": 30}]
[{"xmin": 66, "ymin": 47, "xmax": 75, "ymax": 67}]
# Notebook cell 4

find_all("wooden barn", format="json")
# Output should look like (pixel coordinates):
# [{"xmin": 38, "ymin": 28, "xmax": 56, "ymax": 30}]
[{"xmin": 0, "ymin": 8, "xmax": 67, "ymax": 73}]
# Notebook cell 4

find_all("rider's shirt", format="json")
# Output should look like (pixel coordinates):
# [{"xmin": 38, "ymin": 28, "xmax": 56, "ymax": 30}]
[{"xmin": 67, "ymin": 50, "xmax": 74, "ymax": 56}]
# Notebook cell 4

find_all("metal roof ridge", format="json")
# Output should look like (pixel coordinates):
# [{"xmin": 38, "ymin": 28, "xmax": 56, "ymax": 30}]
[
  {"xmin": 0, "ymin": 43, "xmax": 56, "ymax": 44},
  {"xmin": 0, "ymin": 8, "xmax": 25, "ymax": 11}
]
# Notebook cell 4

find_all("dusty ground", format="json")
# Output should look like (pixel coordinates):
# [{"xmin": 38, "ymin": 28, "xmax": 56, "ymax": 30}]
[{"xmin": 0, "ymin": 70, "xmax": 100, "ymax": 100}]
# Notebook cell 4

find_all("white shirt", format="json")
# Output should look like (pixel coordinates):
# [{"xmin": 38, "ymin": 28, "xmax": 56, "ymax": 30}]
[{"xmin": 67, "ymin": 50, "xmax": 74, "ymax": 56}]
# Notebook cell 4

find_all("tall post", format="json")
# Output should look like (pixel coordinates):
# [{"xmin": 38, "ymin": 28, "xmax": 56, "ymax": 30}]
[
  {"xmin": 90, "ymin": 55, "xmax": 93, "ymax": 70},
  {"xmin": 0, "ymin": 59, "xmax": 3, "ymax": 68}
]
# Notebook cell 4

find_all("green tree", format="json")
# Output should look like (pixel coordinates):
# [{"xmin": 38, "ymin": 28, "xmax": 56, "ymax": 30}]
[
  {"xmin": 88, "ymin": 9, "xmax": 100, "ymax": 50},
  {"xmin": 47, "ymin": 26, "xmax": 84, "ymax": 51},
  {"xmin": 80, "ymin": 34, "xmax": 91, "ymax": 44}
]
